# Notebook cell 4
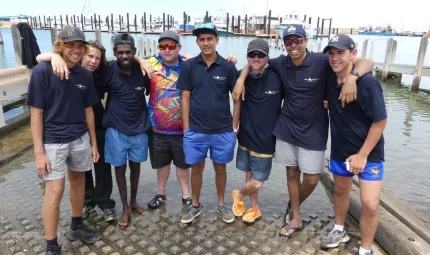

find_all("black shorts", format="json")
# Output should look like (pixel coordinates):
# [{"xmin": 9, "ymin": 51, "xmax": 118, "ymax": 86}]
[{"xmin": 149, "ymin": 131, "xmax": 190, "ymax": 169}]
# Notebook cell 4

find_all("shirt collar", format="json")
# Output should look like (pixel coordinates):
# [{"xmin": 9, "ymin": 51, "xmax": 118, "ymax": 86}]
[
  {"xmin": 286, "ymin": 49, "xmax": 312, "ymax": 67},
  {"xmin": 196, "ymin": 52, "xmax": 222, "ymax": 65},
  {"xmin": 155, "ymin": 54, "xmax": 184, "ymax": 66}
]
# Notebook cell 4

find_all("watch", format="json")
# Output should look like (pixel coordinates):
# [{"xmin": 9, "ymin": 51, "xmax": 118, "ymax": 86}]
[{"xmin": 351, "ymin": 70, "xmax": 360, "ymax": 78}]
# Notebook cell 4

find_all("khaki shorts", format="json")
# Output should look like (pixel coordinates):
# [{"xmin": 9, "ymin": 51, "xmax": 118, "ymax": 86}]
[
  {"xmin": 43, "ymin": 132, "xmax": 93, "ymax": 181},
  {"xmin": 274, "ymin": 138, "xmax": 325, "ymax": 174}
]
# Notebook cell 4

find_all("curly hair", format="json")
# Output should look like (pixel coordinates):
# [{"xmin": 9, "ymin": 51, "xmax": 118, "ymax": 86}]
[
  {"xmin": 86, "ymin": 40, "xmax": 107, "ymax": 77},
  {"xmin": 53, "ymin": 39, "xmax": 89, "ymax": 57}
]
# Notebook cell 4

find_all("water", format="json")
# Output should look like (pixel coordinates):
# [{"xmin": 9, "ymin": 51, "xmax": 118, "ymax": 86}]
[{"xmin": 0, "ymin": 28, "xmax": 430, "ymax": 218}]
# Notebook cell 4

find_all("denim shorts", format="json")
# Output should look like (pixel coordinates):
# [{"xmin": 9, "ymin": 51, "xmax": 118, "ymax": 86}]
[
  {"xmin": 236, "ymin": 146, "xmax": 273, "ymax": 182},
  {"xmin": 329, "ymin": 158, "xmax": 384, "ymax": 181},
  {"xmin": 105, "ymin": 128, "xmax": 148, "ymax": 167},
  {"xmin": 183, "ymin": 129, "xmax": 236, "ymax": 165}
]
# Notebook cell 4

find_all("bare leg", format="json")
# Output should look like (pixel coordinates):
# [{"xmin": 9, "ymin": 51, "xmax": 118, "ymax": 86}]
[
  {"xmin": 284, "ymin": 166, "xmax": 301, "ymax": 234},
  {"xmin": 239, "ymin": 172, "xmax": 262, "ymax": 209},
  {"xmin": 213, "ymin": 162, "xmax": 227, "ymax": 206},
  {"xmin": 176, "ymin": 167, "xmax": 191, "ymax": 199},
  {"xmin": 129, "ymin": 160, "xmax": 145, "ymax": 215},
  {"xmin": 191, "ymin": 161, "xmax": 205, "ymax": 207},
  {"xmin": 68, "ymin": 171, "xmax": 85, "ymax": 217},
  {"xmin": 43, "ymin": 179, "xmax": 65, "ymax": 240},
  {"xmin": 156, "ymin": 164, "xmax": 170, "ymax": 196},
  {"xmin": 299, "ymin": 173, "xmax": 320, "ymax": 203},
  {"xmin": 333, "ymin": 175, "xmax": 353, "ymax": 226},
  {"xmin": 359, "ymin": 179, "xmax": 382, "ymax": 250},
  {"xmin": 115, "ymin": 164, "xmax": 130, "ymax": 224}
]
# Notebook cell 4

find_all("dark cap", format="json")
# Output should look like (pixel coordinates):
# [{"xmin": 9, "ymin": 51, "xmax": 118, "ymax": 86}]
[
  {"xmin": 158, "ymin": 30, "xmax": 180, "ymax": 43},
  {"xmin": 57, "ymin": 26, "xmax": 88, "ymax": 44},
  {"xmin": 113, "ymin": 33, "xmax": 135, "ymax": 48},
  {"xmin": 192, "ymin": 23, "xmax": 218, "ymax": 37},
  {"xmin": 323, "ymin": 34, "xmax": 356, "ymax": 53},
  {"xmin": 282, "ymin": 24, "xmax": 307, "ymax": 39},
  {"xmin": 247, "ymin": 39, "xmax": 269, "ymax": 55}
]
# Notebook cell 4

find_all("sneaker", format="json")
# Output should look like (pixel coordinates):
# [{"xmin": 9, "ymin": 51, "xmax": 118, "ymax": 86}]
[
  {"xmin": 102, "ymin": 208, "xmax": 116, "ymax": 222},
  {"xmin": 320, "ymin": 229, "xmax": 350, "ymax": 248},
  {"xmin": 182, "ymin": 197, "xmax": 192, "ymax": 206},
  {"xmin": 217, "ymin": 204, "xmax": 235, "ymax": 223},
  {"xmin": 232, "ymin": 190, "xmax": 245, "ymax": 217},
  {"xmin": 45, "ymin": 245, "xmax": 61, "ymax": 255},
  {"xmin": 242, "ymin": 208, "xmax": 262, "ymax": 223},
  {"xmin": 82, "ymin": 205, "xmax": 96, "ymax": 220},
  {"xmin": 66, "ymin": 223, "xmax": 101, "ymax": 244},
  {"xmin": 181, "ymin": 204, "xmax": 203, "ymax": 224}
]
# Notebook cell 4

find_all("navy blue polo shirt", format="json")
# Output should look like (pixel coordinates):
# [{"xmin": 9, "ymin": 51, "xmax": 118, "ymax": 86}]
[
  {"xmin": 269, "ymin": 50, "xmax": 331, "ymax": 151},
  {"xmin": 100, "ymin": 61, "xmax": 151, "ymax": 136},
  {"xmin": 176, "ymin": 53, "xmax": 238, "ymax": 134},
  {"xmin": 26, "ymin": 62, "xmax": 99, "ymax": 144},
  {"xmin": 238, "ymin": 68, "xmax": 282, "ymax": 154},
  {"xmin": 327, "ymin": 73, "xmax": 386, "ymax": 162}
]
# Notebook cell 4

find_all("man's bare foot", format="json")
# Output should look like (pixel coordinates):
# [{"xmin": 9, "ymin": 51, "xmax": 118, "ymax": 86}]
[
  {"xmin": 117, "ymin": 210, "xmax": 131, "ymax": 227},
  {"xmin": 130, "ymin": 203, "xmax": 146, "ymax": 215}
]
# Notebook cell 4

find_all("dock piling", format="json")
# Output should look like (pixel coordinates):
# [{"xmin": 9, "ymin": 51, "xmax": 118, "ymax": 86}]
[
  {"xmin": 362, "ymin": 39, "xmax": 369, "ymax": 58},
  {"xmin": 111, "ymin": 13, "xmax": 114, "ymax": 31},
  {"xmin": 43, "ymin": 16, "xmax": 46, "ymax": 28},
  {"xmin": 244, "ymin": 14, "xmax": 248, "ymax": 34},
  {"xmin": 39, "ymin": 16, "xmax": 42, "ymax": 28},
  {"xmin": 382, "ymin": 38, "xmax": 394, "ymax": 80},
  {"xmin": 106, "ymin": 16, "xmax": 110, "ymax": 31},
  {"xmin": 98, "ymin": 15, "xmax": 101, "ymax": 30},
  {"xmin": 90, "ymin": 16, "xmax": 94, "ymax": 30},
  {"xmin": 11, "ymin": 24, "xmax": 22, "ymax": 66},
  {"xmin": 81, "ymin": 14, "xmax": 84, "ymax": 30},
  {"xmin": 119, "ymin": 15, "xmax": 122, "ymax": 31},
  {"xmin": 135, "ymin": 14, "xmax": 137, "ymax": 32},
  {"xmin": 263, "ymin": 15, "xmax": 267, "ymax": 34},
  {"xmin": 268, "ymin": 10, "xmax": 271, "ymax": 36},
  {"xmin": 65, "ymin": 15, "xmax": 68, "ymax": 26},
  {"xmin": 231, "ymin": 16, "xmax": 235, "ymax": 33},
  {"xmin": 95, "ymin": 28, "xmax": 102, "ymax": 43},
  {"xmin": 412, "ymin": 34, "xmax": 428, "ymax": 91},
  {"xmin": 226, "ymin": 13, "xmax": 229, "ymax": 33},
  {"xmin": 50, "ymin": 27, "xmax": 57, "ymax": 45},
  {"xmin": 316, "ymin": 17, "xmax": 320, "ymax": 39},
  {"xmin": 144, "ymin": 13, "xmax": 146, "ymax": 32},
  {"xmin": 0, "ymin": 30, "xmax": 3, "ymax": 44},
  {"xmin": 163, "ymin": 13, "xmax": 165, "ymax": 32},
  {"xmin": 60, "ymin": 15, "xmax": 63, "ymax": 29}
]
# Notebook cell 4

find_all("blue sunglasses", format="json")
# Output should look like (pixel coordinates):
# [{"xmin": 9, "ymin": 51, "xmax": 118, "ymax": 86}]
[{"xmin": 195, "ymin": 23, "xmax": 216, "ymax": 29}]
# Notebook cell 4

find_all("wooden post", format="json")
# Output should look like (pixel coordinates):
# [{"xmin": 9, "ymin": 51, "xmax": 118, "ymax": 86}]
[
  {"xmin": 11, "ymin": 24, "xmax": 22, "ymax": 66},
  {"xmin": 43, "ymin": 16, "xmax": 46, "ymax": 28},
  {"xmin": 107, "ymin": 16, "xmax": 110, "ymax": 31},
  {"xmin": 163, "ymin": 13, "xmax": 165, "ymax": 31},
  {"xmin": 0, "ymin": 30, "xmax": 3, "ymax": 45},
  {"xmin": 268, "ymin": 10, "xmax": 271, "ymax": 36},
  {"xmin": 39, "ymin": 16, "xmax": 42, "ymax": 28},
  {"xmin": 245, "ymin": 14, "xmax": 248, "ymax": 34},
  {"xmin": 127, "ymin": 13, "xmax": 130, "ymax": 32},
  {"xmin": 65, "ymin": 15, "xmax": 68, "ymax": 26},
  {"xmin": 119, "ymin": 15, "xmax": 122, "ymax": 31},
  {"xmin": 98, "ymin": 15, "xmax": 101, "ymax": 30},
  {"xmin": 316, "ymin": 17, "xmax": 320, "ymax": 39},
  {"xmin": 412, "ymin": 34, "xmax": 428, "ymax": 91},
  {"xmin": 391, "ymin": 40, "xmax": 398, "ymax": 64},
  {"xmin": 382, "ymin": 38, "xmax": 394, "ymax": 81},
  {"xmin": 237, "ymin": 15, "xmax": 241, "ymax": 33},
  {"xmin": 135, "ymin": 14, "xmax": 137, "ymax": 32},
  {"xmin": 93, "ymin": 13, "xmax": 97, "ymax": 30},
  {"xmin": 263, "ymin": 16, "xmax": 267, "ymax": 34},
  {"xmin": 111, "ymin": 13, "xmax": 114, "ymax": 31},
  {"xmin": 226, "ymin": 13, "xmax": 229, "ymax": 33},
  {"xmin": 167, "ymin": 14, "xmax": 170, "ymax": 30},
  {"xmin": 144, "ymin": 13, "xmax": 147, "ymax": 32},
  {"xmin": 95, "ymin": 28, "xmax": 102, "ymax": 43},
  {"xmin": 48, "ymin": 16, "xmax": 52, "ymax": 28},
  {"xmin": 50, "ymin": 27, "xmax": 57, "ymax": 45},
  {"xmin": 91, "ymin": 16, "xmax": 94, "ymax": 30},
  {"xmin": 60, "ymin": 15, "xmax": 63, "ymax": 29},
  {"xmin": 29, "ymin": 17, "xmax": 33, "ymax": 28},
  {"xmin": 183, "ymin": 12, "xmax": 186, "ymax": 32},
  {"xmin": 231, "ymin": 16, "xmax": 235, "ymax": 33},
  {"xmin": 81, "ymin": 14, "xmax": 84, "ymax": 30},
  {"xmin": 73, "ymin": 15, "xmax": 76, "ymax": 27},
  {"xmin": 138, "ymin": 38, "xmax": 144, "ymax": 57},
  {"xmin": 362, "ymin": 39, "xmax": 369, "ymax": 58}
]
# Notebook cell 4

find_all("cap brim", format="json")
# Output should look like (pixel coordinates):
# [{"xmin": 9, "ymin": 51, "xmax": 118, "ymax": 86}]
[
  {"xmin": 323, "ymin": 44, "xmax": 349, "ymax": 54},
  {"xmin": 282, "ymin": 33, "xmax": 306, "ymax": 40},
  {"xmin": 247, "ymin": 49, "xmax": 268, "ymax": 55},
  {"xmin": 192, "ymin": 28, "xmax": 217, "ymax": 36},
  {"xmin": 62, "ymin": 38, "xmax": 89, "ymax": 45}
]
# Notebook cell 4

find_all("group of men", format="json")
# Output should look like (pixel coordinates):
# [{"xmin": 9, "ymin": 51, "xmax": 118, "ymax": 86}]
[{"xmin": 27, "ymin": 22, "xmax": 386, "ymax": 255}]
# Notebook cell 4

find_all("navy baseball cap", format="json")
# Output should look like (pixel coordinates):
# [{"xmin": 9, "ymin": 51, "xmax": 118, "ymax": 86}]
[
  {"xmin": 113, "ymin": 33, "xmax": 135, "ymax": 48},
  {"xmin": 192, "ymin": 23, "xmax": 218, "ymax": 37},
  {"xmin": 282, "ymin": 24, "xmax": 307, "ymax": 39},
  {"xmin": 159, "ymin": 30, "xmax": 180, "ymax": 43},
  {"xmin": 323, "ymin": 34, "xmax": 356, "ymax": 53},
  {"xmin": 57, "ymin": 26, "xmax": 88, "ymax": 44}
]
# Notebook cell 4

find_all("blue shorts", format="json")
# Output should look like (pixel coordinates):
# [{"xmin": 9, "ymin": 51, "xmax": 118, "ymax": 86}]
[
  {"xmin": 236, "ymin": 146, "xmax": 273, "ymax": 182},
  {"xmin": 105, "ymin": 128, "xmax": 148, "ymax": 167},
  {"xmin": 329, "ymin": 158, "xmax": 384, "ymax": 181},
  {"xmin": 183, "ymin": 129, "xmax": 236, "ymax": 165}
]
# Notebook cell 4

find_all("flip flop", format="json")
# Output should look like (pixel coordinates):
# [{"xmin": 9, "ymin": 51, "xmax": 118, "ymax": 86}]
[
  {"xmin": 131, "ymin": 206, "xmax": 146, "ymax": 216},
  {"xmin": 278, "ymin": 221, "xmax": 304, "ymax": 238}
]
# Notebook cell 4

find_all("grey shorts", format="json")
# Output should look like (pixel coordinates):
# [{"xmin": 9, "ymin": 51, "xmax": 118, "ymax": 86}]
[
  {"xmin": 274, "ymin": 139, "xmax": 325, "ymax": 174},
  {"xmin": 43, "ymin": 132, "xmax": 93, "ymax": 181}
]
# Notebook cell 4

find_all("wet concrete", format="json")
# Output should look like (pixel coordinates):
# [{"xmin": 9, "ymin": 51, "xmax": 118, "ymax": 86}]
[{"xmin": 0, "ymin": 146, "xmax": 385, "ymax": 255}]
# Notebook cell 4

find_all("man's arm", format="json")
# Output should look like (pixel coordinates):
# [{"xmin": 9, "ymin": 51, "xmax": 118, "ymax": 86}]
[
  {"xmin": 30, "ymin": 107, "xmax": 51, "ymax": 175},
  {"xmin": 182, "ymin": 91, "xmax": 190, "ymax": 133},
  {"xmin": 340, "ymin": 57, "xmax": 374, "ymax": 106},
  {"xmin": 85, "ymin": 107, "xmax": 99, "ymax": 163},
  {"xmin": 232, "ymin": 100, "xmax": 240, "ymax": 133},
  {"xmin": 135, "ymin": 56, "xmax": 154, "ymax": 77},
  {"xmin": 232, "ymin": 64, "xmax": 249, "ymax": 102},
  {"xmin": 35, "ymin": 52, "xmax": 70, "ymax": 80}
]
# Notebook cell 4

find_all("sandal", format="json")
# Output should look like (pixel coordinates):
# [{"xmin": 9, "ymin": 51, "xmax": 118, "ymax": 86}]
[
  {"xmin": 148, "ymin": 194, "xmax": 166, "ymax": 209},
  {"xmin": 182, "ymin": 197, "xmax": 192, "ymax": 206},
  {"xmin": 282, "ymin": 200, "xmax": 292, "ymax": 226},
  {"xmin": 278, "ymin": 221, "xmax": 303, "ymax": 238}
]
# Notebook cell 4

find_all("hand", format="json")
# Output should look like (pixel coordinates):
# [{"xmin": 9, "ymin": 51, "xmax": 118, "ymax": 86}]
[
  {"xmin": 225, "ymin": 54, "xmax": 237, "ymax": 64},
  {"xmin": 323, "ymin": 100, "xmax": 328, "ymax": 109},
  {"xmin": 183, "ymin": 128, "xmax": 189, "ymax": 134},
  {"xmin": 52, "ymin": 53, "xmax": 69, "ymax": 80},
  {"xmin": 141, "ymin": 62, "xmax": 155, "ymax": 77},
  {"xmin": 339, "ymin": 75, "xmax": 358, "ymax": 107},
  {"xmin": 232, "ymin": 79, "xmax": 245, "ymax": 102},
  {"xmin": 345, "ymin": 153, "xmax": 367, "ymax": 175},
  {"xmin": 36, "ymin": 153, "xmax": 51, "ymax": 176},
  {"xmin": 181, "ymin": 54, "xmax": 193, "ymax": 61},
  {"xmin": 92, "ymin": 146, "xmax": 100, "ymax": 163},
  {"xmin": 233, "ymin": 126, "xmax": 239, "ymax": 135}
]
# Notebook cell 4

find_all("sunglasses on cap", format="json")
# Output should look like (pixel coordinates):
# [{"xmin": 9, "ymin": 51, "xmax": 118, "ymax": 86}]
[
  {"xmin": 284, "ymin": 37, "xmax": 304, "ymax": 47},
  {"xmin": 247, "ymin": 51, "xmax": 267, "ymax": 59},
  {"xmin": 196, "ymin": 23, "xmax": 215, "ymax": 29},
  {"xmin": 158, "ymin": 43, "xmax": 177, "ymax": 50}
]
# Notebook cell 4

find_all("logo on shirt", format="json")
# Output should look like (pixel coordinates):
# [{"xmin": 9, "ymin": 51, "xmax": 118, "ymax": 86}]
[
  {"xmin": 213, "ymin": 76, "xmax": 226, "ymax": 80},
  {"xmin": 304, "ymin": 77, "xmax": 319, "ymax": 82},
  {"xmin": 135, "ymin": 87, "xmax": 145, "ymax": 90},
  {"xmin": 76, "ymin": 84, "xmax": 86, "ymax": 89},
  {"xmin": 265, "ymin": 90, "xmax": 278, "ymax": 95}
]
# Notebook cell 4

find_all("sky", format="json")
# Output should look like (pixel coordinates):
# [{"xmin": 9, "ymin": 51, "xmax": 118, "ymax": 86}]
[{"xmin": 1, "ymin": 0, "xmax": 429, "ymax": 32}]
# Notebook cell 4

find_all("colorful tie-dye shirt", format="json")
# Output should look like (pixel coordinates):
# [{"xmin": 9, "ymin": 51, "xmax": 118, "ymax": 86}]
[{"xmin": 147, "ymin": 55, "xmax": 184, "ymax": 135}]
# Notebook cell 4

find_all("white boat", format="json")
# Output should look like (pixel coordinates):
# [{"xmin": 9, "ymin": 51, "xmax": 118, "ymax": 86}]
[{"xmin": 275, "ymin": 11, "xmax": 317, "ymax": 39}]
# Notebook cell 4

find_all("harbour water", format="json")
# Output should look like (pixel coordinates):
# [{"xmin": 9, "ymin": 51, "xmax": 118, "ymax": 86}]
[{"xmin": 0, "ymin": 28, "xmax": 429, "ymax": 219}]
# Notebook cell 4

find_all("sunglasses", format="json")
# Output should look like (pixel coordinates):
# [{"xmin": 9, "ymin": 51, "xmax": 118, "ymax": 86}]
[
  {"xmin": 195, "ymin": 23, "xmax": 215, "ymax": 29},
  {"xmin": 158, "ymin": 44, "xmax": 177, "ymax": 50},
  {"xmin": 284, "ymin": 37, "xmax": 304, "ymax": 47},
  {"xmin": 247, "ymin": 51, "xmax": 267, "ymax": 59}
]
